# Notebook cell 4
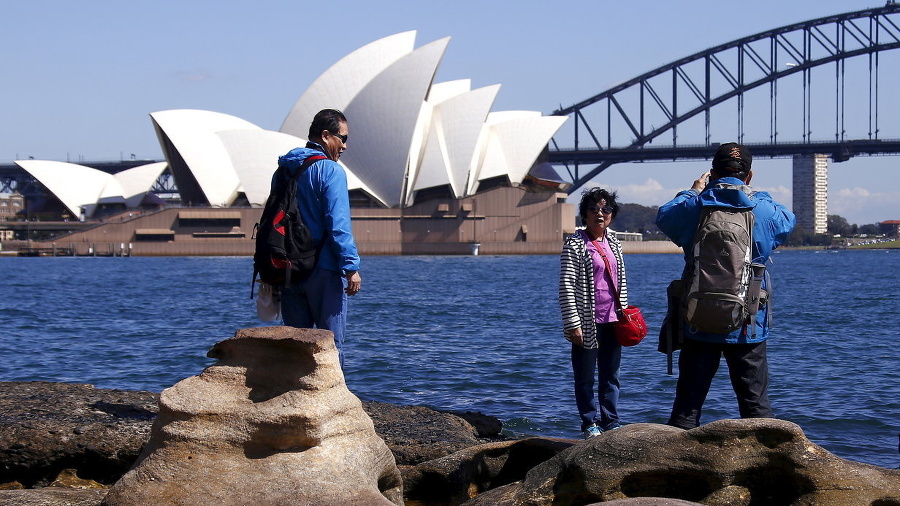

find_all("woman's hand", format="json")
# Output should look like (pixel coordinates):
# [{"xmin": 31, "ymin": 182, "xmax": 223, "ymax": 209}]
[{"xmin": 565, "ymin": 327, "xmax": 584, "ymax": 347}]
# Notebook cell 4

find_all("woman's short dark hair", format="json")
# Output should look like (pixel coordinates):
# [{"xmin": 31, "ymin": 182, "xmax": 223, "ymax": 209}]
[
  {"xmin": 578, "ymin": 187, "xmax": 619, "ymax": 225},
  {"xmin": 308, "ymin": 109, "xmax": 347, "ymax": 140}
]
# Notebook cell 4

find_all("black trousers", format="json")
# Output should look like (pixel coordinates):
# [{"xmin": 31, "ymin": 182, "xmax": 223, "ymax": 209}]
[{"xmin": 667, "ymin": 338, "xmax": 772, "ymax": 429}]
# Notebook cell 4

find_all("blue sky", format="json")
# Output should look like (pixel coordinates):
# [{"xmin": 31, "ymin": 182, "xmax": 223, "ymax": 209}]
[{"xmin": 2, "ymin": 0, "xmax": 897, "ymax": 225}]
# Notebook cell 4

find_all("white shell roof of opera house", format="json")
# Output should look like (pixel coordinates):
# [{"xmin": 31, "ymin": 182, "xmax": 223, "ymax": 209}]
[{"xmin": 19, "ymin": 31, "xmax": 568, "ymax": 212}]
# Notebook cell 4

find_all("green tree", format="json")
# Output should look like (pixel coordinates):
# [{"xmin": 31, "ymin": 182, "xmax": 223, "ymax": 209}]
[
  {"xmin": 827, "ymin": 214, "xmax": 853, "ymax": 236},
  {"xmin": 614, "ymin": 203, "xmax": 666, "ymax": 240},
  {"xmin": 858, "ymin": 223, "xmax": 880, "ymax": 235},
  {"xmin": 785, "ymin": 225, "xmax": 811, "ymax": 246},
  {"xmin": 785, "ymin": 224, "xmax": 832, "ymax": 247}
]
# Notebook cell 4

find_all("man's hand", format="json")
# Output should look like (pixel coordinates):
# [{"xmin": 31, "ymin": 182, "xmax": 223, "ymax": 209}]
[
  {"xmin": 345, "ymin": 271, "xmax": 361, "ymax": 296},
  {"xmin": 565, "ymin": 327, "xmax": 584, "ymax": 347},
  {"xmin": 691, "ymin": 171, "xmax": 711, "ymax": 193}
]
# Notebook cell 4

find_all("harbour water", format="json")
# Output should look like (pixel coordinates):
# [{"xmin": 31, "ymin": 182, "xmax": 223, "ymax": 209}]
[{"xmin": 1, "ymin": 249, "xmax": 897, "ymax": 468}]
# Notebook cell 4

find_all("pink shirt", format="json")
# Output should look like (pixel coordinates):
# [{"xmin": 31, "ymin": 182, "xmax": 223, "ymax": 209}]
[{"xmin": 581, "ymin": 230, "xmax": 619, "ymax": 324}]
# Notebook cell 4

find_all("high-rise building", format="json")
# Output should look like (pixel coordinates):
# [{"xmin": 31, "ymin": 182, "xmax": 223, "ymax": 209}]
[{"xmin": 792, "ymin": 154, "xmax": 828, "ymax": 234}]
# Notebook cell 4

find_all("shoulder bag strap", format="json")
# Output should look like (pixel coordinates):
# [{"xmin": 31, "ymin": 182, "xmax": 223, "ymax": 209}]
[{"xmin": 591, "ymin": 238, "xmax": 622, "ymax": 311}]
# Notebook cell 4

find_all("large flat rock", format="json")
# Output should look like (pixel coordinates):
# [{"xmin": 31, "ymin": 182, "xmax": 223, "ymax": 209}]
[
  {"xmin": 0, "ymin": 381, "xmax": 157, "ymax": 488},
  {"xmin": 1, "ymin": 379, "xmax": 504, "ymax": 488}
]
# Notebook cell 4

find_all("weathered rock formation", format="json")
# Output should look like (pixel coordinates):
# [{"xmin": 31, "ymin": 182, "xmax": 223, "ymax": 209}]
[
  {"xmin": 102, "ymin": 326, "xmax": 403, "ymax": 506},
  {"xmin": 0, "ymin": 381, "xmax": 157, "ymax": 488},
  {"xmin": 463, "ymin": 419, "xmax": 900, "ymax": 506},
  {"xmin": 0, "ymin": 381, "xmax": 503, "ymax": 492},
  {"xmin": 4, "ymin": 361, "xmax": 899, "ymax": 505}
]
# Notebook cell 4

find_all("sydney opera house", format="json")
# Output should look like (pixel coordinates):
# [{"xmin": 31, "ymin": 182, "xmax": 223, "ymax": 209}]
[{"xmin": 4, "ymin": 31, "xmax": 578, "ymax": 256}]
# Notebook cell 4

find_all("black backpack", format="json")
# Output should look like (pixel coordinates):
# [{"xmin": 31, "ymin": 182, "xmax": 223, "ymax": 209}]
[{"xmin": 250, "ymin": 154, "xmax": 326, "ymax": 298}]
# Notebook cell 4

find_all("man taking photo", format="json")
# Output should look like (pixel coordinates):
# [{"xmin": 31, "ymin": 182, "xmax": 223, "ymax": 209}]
[{"xmin": 656, "ymin": 142, "xmax": 796, "ymax": 429}]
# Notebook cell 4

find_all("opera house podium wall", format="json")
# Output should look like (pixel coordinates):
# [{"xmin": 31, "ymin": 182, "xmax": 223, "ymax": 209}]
[{"xmin": 3, "ymin": 187, "xmax": 598, "ymax": 256}]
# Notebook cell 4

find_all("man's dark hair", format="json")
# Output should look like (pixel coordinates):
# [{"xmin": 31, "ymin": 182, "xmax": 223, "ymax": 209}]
[
  {"xmin": 308, "ymin": 109, "xmax": 347, "ymax": 140},
  {"xmin": 578, "ymin": 187, "xmax": 619, "ymax": 225}
]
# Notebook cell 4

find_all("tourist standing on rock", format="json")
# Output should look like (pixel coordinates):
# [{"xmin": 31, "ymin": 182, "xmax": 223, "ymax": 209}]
[
  {"xmin": 559, "ymin": 187, "xmax": 630, "ymax": 438},
  {"xmin": 656, "ymin": 142, "xmax": 795, "ymax": 429},
  {"xmin": 277, "ymin": 109, "xmax": 361, "ymax": 368}
]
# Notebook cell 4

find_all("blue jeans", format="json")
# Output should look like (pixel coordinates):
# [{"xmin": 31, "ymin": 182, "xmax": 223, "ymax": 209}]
[
  {"xmin": 667, "ymin": 339, "xmax": 772, "ymax": 429},
  {"xmin": 571, "ymin": 323, "xmax": 622, "ymax": 431},
  {"xmin": 280, "ymin": 268, "xmax": 347, "ymax": 368}
]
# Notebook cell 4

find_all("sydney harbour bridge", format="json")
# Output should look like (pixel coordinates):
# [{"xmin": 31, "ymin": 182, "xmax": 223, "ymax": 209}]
[
  {"xmin": 3, "ymin": 4, "xmax": 900, "ymax": 220},
  {"xmin": 546, "ymin": 3, "xmax": 900, "ymax": 194}
]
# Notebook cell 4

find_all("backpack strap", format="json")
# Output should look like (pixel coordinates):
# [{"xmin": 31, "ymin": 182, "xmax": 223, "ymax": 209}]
[
  {"xmin": 281, "ymin": 155, "xmax": 327, "ymax": 289},
  {"xmin": 251, "ymin": 154, "xmax": 328, "ymax": 298},
  {"xmin": 282, "ymin": 154, "xmax": 327, "ymax": 184}
]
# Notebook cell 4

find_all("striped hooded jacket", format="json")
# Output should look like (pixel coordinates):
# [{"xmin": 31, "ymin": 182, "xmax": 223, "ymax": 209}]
[{"xmin": 558, "ymin": 229, "xmax": 629, "ymax": 349}]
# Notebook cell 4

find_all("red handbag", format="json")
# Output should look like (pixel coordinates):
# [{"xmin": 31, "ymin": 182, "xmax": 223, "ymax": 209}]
[
  {"xmin": 593, "ymin": 238, "xmax": 648, "ymax": 347},
  {"xmin": 613, "ymin": 305, "xmax": 648, "ymax": 346}
]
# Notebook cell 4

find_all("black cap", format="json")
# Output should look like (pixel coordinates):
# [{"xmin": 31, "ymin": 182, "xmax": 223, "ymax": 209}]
[{"xmin": 712, "ymin": 142, "xmax": 752, "ymax": 173}]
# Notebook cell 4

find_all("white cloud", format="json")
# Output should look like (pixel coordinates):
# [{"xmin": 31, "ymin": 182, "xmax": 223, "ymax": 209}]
[
  {"xmin": 569, "ymin": 178, "xmax": 674, "ymax": 208},
  {"xmin": 605, "ymin": 178, "xmax": 795, "ymax": 212},
  {"xmin": 835, "ymin": 187, "xmax": 872, "ymax": 198},
  {"xmin": 566, "ymin": 163, "xmax": 896, "ymax": 226},
  {"xmin": 830, "ymin": 186, "xmax": 899, "ymax": 225},
  {"xmin": 753, "ymin": 184, "xmax": 791, "ymax": 208},
  {"xmin": 610, "ymin": 178, "xmax": 670, "ymax": 206}
]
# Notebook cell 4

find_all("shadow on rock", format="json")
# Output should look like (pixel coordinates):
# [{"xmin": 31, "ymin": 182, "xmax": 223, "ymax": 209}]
[{"xmin": 402, "ymin": 437, "xmax": 575, "ymax": 505}]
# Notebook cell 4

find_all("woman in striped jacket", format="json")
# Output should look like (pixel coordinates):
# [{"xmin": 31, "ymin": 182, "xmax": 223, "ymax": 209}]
[{"xmin": 558, "ymin": 187, "xmax": 629, "ymax": 438}]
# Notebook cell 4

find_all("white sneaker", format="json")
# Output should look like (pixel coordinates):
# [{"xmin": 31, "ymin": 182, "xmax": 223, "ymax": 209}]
[{"xmin": 583, "ymin": 424, "xmax": 602, "ymax": 439}]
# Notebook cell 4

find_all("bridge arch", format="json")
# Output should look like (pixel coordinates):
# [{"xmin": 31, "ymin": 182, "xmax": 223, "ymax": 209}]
[{"xmin": 550, "ymin": 3, "xmax": 900, "ymax": 192}]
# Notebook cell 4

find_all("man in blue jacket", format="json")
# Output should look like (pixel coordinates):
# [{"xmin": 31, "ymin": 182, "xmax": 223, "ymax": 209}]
[
  {"xmin": 656, "ymin": 142, "xmax": 795, "ymax": 429},
  {"xmin": 276, "ymin": 109, "xmax": 361, "ymax": 368}
]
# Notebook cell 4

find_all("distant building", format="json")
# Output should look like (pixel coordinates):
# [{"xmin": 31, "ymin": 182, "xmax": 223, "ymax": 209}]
[
  {"xmin": 879, "ymin": 220, "xmax": 900, "ymax": 237},
  {"xmin": 792, "ymin": 154, "xmax": 828, "ymax": 234},
  {"xmin": 614, "ymin": 231, "xmax": 643, "ymax": 242},
  {"xmin": 0, "ymin": 192, "xmax": 24, "ymax": 221}
]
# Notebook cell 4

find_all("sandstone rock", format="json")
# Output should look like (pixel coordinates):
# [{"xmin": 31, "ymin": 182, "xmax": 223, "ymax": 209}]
[
  {"xmin": 49, "ymin": 469, "xmax": 105, "ymax": 490},
  {"xmin": 464, "ymin": 419, "xmax": 900, "ymax": 505},
  {"xmin": 365, "ymin": 401, "xmax": 504, "ymax": 465},
  {"xmin": 0, "ymin": 381, "xmax": 157, "ymax": 487},
  {"xmin": 0, "ymin": 386, "xmax": 504, "ymax": 490},
  {"xmin": 102, "ymin": 326, "xmax": 403, "ymax": 506},
  {"xmin": 401, "ymin": 437, "xmax": 575, "ymax": 504},
  {"xmin": 588, "ymin": 499, "xmax": 704, "ymax": 506},
  {"xmin": 448, "ymin": 410, "xmax": 505, "ymax": 438},
  {"xmin": 0, "ymin": 488, "xmax": 107, "ymax": 506}
]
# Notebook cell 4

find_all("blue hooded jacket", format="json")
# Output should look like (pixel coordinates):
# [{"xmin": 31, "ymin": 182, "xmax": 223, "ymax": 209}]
[
  {"xmin": 656, "ymin": 176, "xmax": 796, "ymax": 343},
  {"xmin": 275, "ymin": 143, "xmax": 360, "ymax": 275}
]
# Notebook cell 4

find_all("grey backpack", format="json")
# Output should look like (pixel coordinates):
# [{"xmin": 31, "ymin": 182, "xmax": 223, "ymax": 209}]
[{"xmin": 683, "ymin": 183, "xmax": 766, "ymax": 336}]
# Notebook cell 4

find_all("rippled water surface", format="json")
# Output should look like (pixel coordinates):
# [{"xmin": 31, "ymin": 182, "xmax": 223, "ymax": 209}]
[{"xmin": 1, "ymin": 250, "xmax": 897, "ymax": 468}]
